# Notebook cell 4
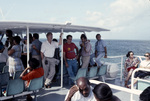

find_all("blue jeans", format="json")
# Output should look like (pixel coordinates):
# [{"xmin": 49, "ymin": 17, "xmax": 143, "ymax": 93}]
[
  {"xmin": 66, "ymin": 59, "xmax": 78, "ymax": 85},
  {"xmin": 90, "ymin": 52, "xmax": 105, "ymax": 66}
]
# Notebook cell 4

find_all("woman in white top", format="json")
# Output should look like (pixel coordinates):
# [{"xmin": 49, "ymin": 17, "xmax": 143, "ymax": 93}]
[{"xmin": 134, "ymin": 52, "xmax": 150, "ymax": 78}]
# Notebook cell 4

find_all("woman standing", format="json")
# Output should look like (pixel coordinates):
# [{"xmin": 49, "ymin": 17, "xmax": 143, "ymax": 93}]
[
  {"xmin": 124, "ymin": 51, "xmax": 139, "ymax": 87},
  {"xmin": 8, "ymin": 36, "xmax": 24, "ymax": 77}
]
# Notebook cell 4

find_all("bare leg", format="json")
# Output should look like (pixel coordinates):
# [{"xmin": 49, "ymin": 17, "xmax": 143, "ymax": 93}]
[{"xmin": 125, "ymin": 69, "xmax": 133, "ymax": 87}]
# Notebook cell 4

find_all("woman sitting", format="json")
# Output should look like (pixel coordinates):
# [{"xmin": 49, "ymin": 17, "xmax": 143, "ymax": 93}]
[
  {"xmin": 128, "ymin": 52, "xmax": 150, "ymax": 88},
  {"xmin": 124, "ymin": 51, "xmax": 139, "ymax": 87},
  {"xmin": 20, "ymin": 58, "xmax": 44, "ymax": 101}
]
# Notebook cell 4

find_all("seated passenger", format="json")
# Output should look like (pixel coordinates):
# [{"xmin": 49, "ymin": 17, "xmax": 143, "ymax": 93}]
[
  {"xmin": 20, "ymin": 58, "xmax": 44, "ymax": 101},
  {"xmin": 65, "ymin": 77, "xmax": 96, "ymax": 101},
  {"xmin": 93, "ymin": 83, "xmax": 121, "ymax": 101},
  {"xmin": 128, "ymin": 53, "xmax": 150, "ymax": 88},
  {"xmin": 140, "ymin": 86, "xmax": 150, "ymax": 101},
  {"xmin": 20, "ymin": 58, "xmax": 44, "ymax": 87},
  {"xmin": 124, "ymin": 51, "xmax": 139, "ymax": 87}
]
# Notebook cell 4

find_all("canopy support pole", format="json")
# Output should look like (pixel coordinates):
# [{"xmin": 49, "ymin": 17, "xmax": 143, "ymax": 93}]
[
  {"xmin": 26, "ymin": 26, "xmax": 30, "ymax": 67},
  {"xmin": 61, "ymin": 28, "xmax": 64, "ymax": 88}
]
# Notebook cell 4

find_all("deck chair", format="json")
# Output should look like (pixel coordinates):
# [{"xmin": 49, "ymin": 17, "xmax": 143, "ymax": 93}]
[
  {"xmin": 0, "ymin": 72, "xmax": 9, "ymax": 86},
  {"xmin": 5, "ymin": 79, "xmax": 24, "ymax": 96},
  {"xmin": 87, "ymin": 67, "xmax": 98, "ymax": 79},
  {"xmin": 0, "ymin": 62, "xmax": 6, "ymax": 73},
  {"xmin": 97, "ymin": 65, "xmax": 107, "ymax": 82},
  {"xmin": 70, "ymin": 68, "xmax": 87, "ymax": 81},
  {"xmin": 13, "ymin": 71, "xmax": 23, "ymax": 79},
  {"xmin": 2, "ymin": 66, "xmax": 9, "ymax": 73},
  {"xmin": 27, "ymin": 76, "xmax": 44, "ymax": 101}
]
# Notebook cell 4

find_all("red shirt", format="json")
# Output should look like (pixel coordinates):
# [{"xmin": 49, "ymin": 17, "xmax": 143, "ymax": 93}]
[
  {"xmin": 63, "ymin": 43, "xmax": 78, "ymax": 59},
  {"xmin": 22, "ymin": 67, "xmax": 44, "ymax": 87}
]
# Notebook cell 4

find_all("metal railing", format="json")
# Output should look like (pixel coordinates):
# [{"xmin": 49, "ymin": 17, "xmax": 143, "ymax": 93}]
[
  {"xmin": 130, "ymin": 68, "xmax": 150, "ymax": 101},
  {"xmin": 102, "ymin": 55, "xmax": 144, "ymax": 82}
]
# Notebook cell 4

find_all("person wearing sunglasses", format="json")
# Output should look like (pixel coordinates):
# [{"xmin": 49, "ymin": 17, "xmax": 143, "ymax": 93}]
[
  {"xmin": 127, "ymin": 52, "xmax": 150, "ymax": 88},
  {"xmin": 124, "ymin": 51, "xmax": 140, "ymax": 88}
]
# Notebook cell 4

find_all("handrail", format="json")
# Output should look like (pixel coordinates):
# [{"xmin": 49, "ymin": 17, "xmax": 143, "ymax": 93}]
[
  {"xmin": 90, "ymin": 79, "xmax": 142, "ymax": 101},
  {"xmin": 131, "ymin": 68, "xmax": 150, "ymax": 90},
  {"xmin": 102, "ymin": 55, "xmax": 144, "ymax": 82},
  {"xmin": 130, "ymin": 68, "xmax": 150, "ymax": 101}
]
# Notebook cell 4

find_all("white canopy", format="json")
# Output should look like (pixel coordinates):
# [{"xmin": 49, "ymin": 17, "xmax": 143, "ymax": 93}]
[
  {"xmin": 0, "ymin": 21, "xmax": 110, "ymax": 33},
  {"xmin": 0, "ymin": 21, "xmax": 110, "ymax": 88}
]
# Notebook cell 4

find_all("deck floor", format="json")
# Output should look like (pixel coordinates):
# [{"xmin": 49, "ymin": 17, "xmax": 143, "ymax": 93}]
[{"xmin": 4, "ymin": 77, "xmax": 140, "ymax": 101}]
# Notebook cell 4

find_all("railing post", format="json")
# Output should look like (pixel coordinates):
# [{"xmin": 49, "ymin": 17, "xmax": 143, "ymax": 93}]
[{"xmin": 120, "ymin": 56, "xmax": 123, "ymax": 82}]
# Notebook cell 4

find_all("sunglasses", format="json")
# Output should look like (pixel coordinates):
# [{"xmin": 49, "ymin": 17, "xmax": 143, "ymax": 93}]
[{"xmin": 144, "ymin": 55, "xmax": 149, "ymax": 57}]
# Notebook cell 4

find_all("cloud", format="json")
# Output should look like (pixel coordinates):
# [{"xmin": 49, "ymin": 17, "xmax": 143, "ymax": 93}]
[{"xmin": 85, "ymin": 0, "xmax": 150, "ymax": 32}]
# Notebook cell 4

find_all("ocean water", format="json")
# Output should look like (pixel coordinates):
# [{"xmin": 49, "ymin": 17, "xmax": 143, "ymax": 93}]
[
  {"xmin": 39, "ymin": 39, "xmax": 150, "ymax": 56},
  {"xmin": 2, "ymin": 38, "xmax": 150, "ymax": 62},
  {"xmin": 37, "ymin": 38, "xmax": 150, "ymax": 63}
]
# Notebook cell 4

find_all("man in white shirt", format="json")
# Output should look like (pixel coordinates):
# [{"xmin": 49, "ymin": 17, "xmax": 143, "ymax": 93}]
[
  {"xmin": 41, "ymin": 32, "xmax": 62, "ymax": 88},
  {"xmin": 65, "ymin": 77, "xmax": 96, "ymax": 101}
]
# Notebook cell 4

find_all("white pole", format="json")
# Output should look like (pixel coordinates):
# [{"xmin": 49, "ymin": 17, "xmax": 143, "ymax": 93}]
[
  {"xmin": 26, "ymin": 26, "xmax": 29, "ymax": 67},
  {"xmin": 120, "ymin": 56, "xmax": 123, "ymax": 82},
  {"xmin": 61, "ymin": 28, "xmax": 64, "ymax": 88}
]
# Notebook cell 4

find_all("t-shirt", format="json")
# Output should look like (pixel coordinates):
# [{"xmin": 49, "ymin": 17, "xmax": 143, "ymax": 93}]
[
  {"xmin": 95, "ymin": 40, "xmax": 106, "ymax": 53},
  {"xmin": 63, "ymin": 43, "xmax": 78, "ymax": 59},
  {"xmin": 22, "ymin": 67, "xmax": 44, "ymax": 87},
  {"xmin": 11, "ymin": 45, "xmax": 22, "ymax": 58},
  {"xmin": 31, "ymin": 39, "xmax": 42, "ymax": 55},
  {"xmin": 140, "ymin": 60, "xmax": 150, "ymax": 68},
  {"xmin": 65, "ymin": 86, "xmax": 96, "ymax": 101},
  {"xmin": 41, "ymin": 41, "xmax": 58, "ymax": 57}
]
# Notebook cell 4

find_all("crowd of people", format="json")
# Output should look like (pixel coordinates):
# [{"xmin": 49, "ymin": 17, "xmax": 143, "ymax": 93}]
[{"xmin": 0, "ymin": 29, "xmax": 150, "ymax": 101}]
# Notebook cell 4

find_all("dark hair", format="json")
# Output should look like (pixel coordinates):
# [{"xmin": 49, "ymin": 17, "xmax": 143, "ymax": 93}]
[
  {"xmin": 53, "ymin": 38, "xmax": 58, "ymax": 42},
  {"xmin": 66, "ymin": 35, "xmax": 72, "ymax": 39},
  {"xmin": 29, "ymin": 33, "xmax": 33, "ymax": 43},
  {"xmin": 13, "ymin": 36, "xmax": 21, "ymax": 44},
  {"xmin": 140, "ymin": 86, "xmax": 150, "ymax": 101},
  {"xmin": 33, "ymin": 33, "xmax": 39, "ymax": 39},
  {"xmin": 96, "ymin": 34, "xmax": 101, "ymax": 38},
  {"xmin": 63, "ymin": 39, "xmax": 67, "ymax": 43},
  {"xmin": 126, "ymin": 51, "xmax": 134, "ymax": 57},
  {"xmin": 0, "ymin": 41, "xmax": 4, "ymax": 50},
  {"xmin": 6, "ymin": 30, "xmax": 13, "ymax": 37},
  {"xmin": 46, "ymin": 32, "xmax": 52, "ymax": 37},
  {"xmin": 28, "ymin": 58, "xmax": 39, "ymax": 69},
  {"xmin": 93, "ymin": 83, "xmax": 113, "ymax": 101},
  {"xmin": 80, "ymin": 34, "xmax": 87, "ymax": 40}
]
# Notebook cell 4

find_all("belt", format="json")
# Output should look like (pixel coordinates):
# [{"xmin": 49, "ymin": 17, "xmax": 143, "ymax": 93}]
[{"xmin": 67, "ymin": 58, "xmax": 76, "ymax": 60}]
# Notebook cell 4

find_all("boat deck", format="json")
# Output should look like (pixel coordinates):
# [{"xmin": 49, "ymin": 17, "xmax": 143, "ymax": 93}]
[{"xmin": 6, "ymin": 77, "xmax": 140, "ymax": 101}]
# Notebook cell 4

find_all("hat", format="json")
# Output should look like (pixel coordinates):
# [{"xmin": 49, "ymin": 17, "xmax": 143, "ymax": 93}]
[{"xmin": 22, "ymin": 36, "xmax": 27, "ymax": 41}]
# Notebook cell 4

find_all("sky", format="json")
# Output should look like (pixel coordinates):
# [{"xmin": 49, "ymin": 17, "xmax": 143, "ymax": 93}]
[{"xmin": 0, "ymin": 0, "xmax": 150, "ymax": 40}]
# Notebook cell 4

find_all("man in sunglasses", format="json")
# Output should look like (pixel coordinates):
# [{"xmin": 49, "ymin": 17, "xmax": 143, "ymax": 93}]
[{"xmin": 65, "ymin": 77, "xmax": 96, "ymax": 101}]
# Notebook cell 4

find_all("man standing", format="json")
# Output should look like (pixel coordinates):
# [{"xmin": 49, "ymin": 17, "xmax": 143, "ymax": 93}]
[
  {"xmin": 90, "ymin": 34, "xmax": 107, "ymax": 67},
  {"xmin": 80, "ymin": 34, "xmax": 92, "ymax": 68},
  {"xmin": 63, "ymin": 35, "xmax": 79, "ymax": 85},
  {"xmin": 31, "ymin": 33, "xmax": 42, "ymax": 63},
  {"xmin": 65, "ymin": 77, "xmax": 96, "ymax": 101},
  {"xmin": 41, "ymin": 32, "xmax": 62, "ymax": 88}
]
